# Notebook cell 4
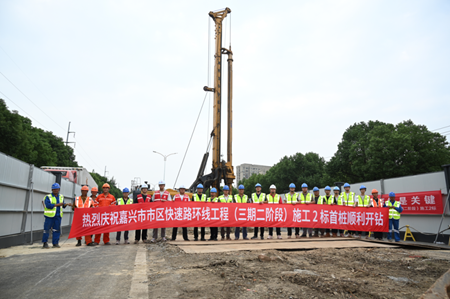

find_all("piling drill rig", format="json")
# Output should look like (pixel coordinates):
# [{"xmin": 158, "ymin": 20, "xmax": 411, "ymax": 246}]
[{"xmin": 190, "ymin": 7, "xmax": 235, "ymax": 193}]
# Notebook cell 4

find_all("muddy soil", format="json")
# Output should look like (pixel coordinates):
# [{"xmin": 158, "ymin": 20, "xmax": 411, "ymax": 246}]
[{"xmin": 146, "ymin": 236, "xmax": 450, "ymax": 299}]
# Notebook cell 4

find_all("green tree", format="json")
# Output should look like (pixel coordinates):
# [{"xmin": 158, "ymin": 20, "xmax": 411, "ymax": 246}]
[
  {"xmin": 90, "ymin": 172, "xmax": 122, "ymax": 199},
  {"xmin": 327, "ymin": 120, "xmax": 450, "ymax": 183}
]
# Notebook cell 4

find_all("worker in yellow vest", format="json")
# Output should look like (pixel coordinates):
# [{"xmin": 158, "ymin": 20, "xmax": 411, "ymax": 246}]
[
  {"xmin": 116, "ymin": 188, "xmax": 133, "ymax": 245},
  {"xmin": 251, "ymin": 183, "xmax": 266, "ymax": 240},
  {"xmin": 384, "ymin": 192, "xmax": 403, "ymax": 242},
  {"xmin": 339, "ymin": 183, "xmax": 355, "ymax": 237},
  {"xmin": 73, "ymin": 185, "xmax": 94, "ymax": 246},
  {"xmin": 42, "ymin": 183, "xmax": 71, "ymax": 249},
  {"xmin": 317, "ymin": 186, "xmax": 334, "ymax": 237},
  {"xmin": 267, "ymin": 184, "xmax": 282, "ymax": 239},
  {"xmin": 207, "ymin": 188, "xmax": 219, "ymax": 241},
  {"xmin": 299, "ymin": 183, "xmax": 313, "ymax": 238},
  {"xmin": 234, "ymin": 185, "xmax": 249, "ymax": 240},
  {"xmin": 218, "ymin": 185, "xmax": 233, "ymax": 240},
  {"xmin": 354, "ymin": 185, "xmax": 371, "ymax": 239},
  {"xmin": 192, "ymin": 184, "xmax": 207, "ymax": 241},
  {"xmin": 331, "ymin": 186, "xmax": 342, "ymax": 237},
  {"xmin": 285, "ymin": 183, "xmax": 299, "ymax": 238}
]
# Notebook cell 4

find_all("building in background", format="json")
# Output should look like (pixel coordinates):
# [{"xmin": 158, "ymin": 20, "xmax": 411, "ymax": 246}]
[{"xmin": 236, "ymin": 163, "xmax": 271, "ymax": 184}]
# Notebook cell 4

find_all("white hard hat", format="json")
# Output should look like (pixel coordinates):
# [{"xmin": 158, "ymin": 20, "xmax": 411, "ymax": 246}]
[
  {"xmin": 179, "ymin": 185, "xmax": 186, "ymax": 189},
  {"xmin": 158, "ymin": 181, "xmax": 165, "ymax": 185},
  {"xmin": 141, "ymin": 184, "xmax": 148, "ymax": 189},
  {"xmin": 270, "ymin": 184, "xmax": 276, "ymax": 189}
]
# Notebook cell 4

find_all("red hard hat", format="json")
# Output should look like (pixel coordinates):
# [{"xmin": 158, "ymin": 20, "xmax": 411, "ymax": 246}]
[
  {"xmin": 372, "ymin": 189, "xmax": 379, "ymax": 194},
  {"xmin": 81, "ymin": 186, "xmax": 89, "ymax": 191}
]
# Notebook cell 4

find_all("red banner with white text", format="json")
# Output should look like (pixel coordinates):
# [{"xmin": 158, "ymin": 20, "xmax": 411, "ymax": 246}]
[
  {"xmin": 68, "ymin": 202, "xmax": 389, "ymax": 238},
  {"xmin": 380, "ymin": 190, "xmax": 443, "ymax": 214}
]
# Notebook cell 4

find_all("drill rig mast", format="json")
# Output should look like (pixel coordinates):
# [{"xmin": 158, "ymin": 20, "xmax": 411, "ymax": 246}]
[{"xmin": 190, "ymin": 7, "xmax": 235, "ymax": 192}]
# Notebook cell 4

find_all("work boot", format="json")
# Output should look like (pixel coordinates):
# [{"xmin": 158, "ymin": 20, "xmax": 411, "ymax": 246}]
[
  {"xmin": 221, "ymin": 237, "xmax": 225, "ymax": 241},
  {"xmin": 226, "ymin": 237, "xmax": 232, "ymax": 241},
  {"xmin": 87, "ymin": 242, "xmax": 96, "ymax": 246},
  {"xmin": 76, "ymin": 240, "xmax": 82, "ymax": 247},
  {"xmin": 244, "ymin": 237, "xmax": 249, "ymax": 240},
  {"xmin": 260, "ymin": 236, "xmax": 264, "ymax": 240},
  {"xmin": 194, "ymin": 238, "xmax": 198, "ymax": 241},
  {"xmin": 201, "ymin": 238, "xmax": 206, "ymax": 241},
  {"xmin": 184, "ymin": 238, "xmax": 190, "ymax": 241},
  {"xmin": 251, "ymin": 236, "xmax": 258, "ymax": 240},
  {"xmin": 104, "ymin": 242, "xmax": 111, "ymax": 245},
  {"xmin": 53, "ymin": 244, "xmax": 60, "ymax": 248},
  {"xmin": 134, "ymin": 240, "xmax": 139, "ymax": 244},
  {"xmin": 42, "ymin": 242, "xmax": 49, "ymax": 249}
]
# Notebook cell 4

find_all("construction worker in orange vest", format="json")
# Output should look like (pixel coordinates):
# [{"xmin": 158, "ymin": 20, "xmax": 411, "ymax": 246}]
[
  {"xmin": 91, "ymin": 187, "xmax": 98, "ymax": 206},
  {"xmin": 93, "ymin": 183, "xmax": 116, "ymax": 245},
  {"xmin": 371, "ymin": 189, "xmax": 384, "ymax": 240},
  {"xmin": 151, "ymin": 181, "xmax": 171, "ymax": 242},
  {"xmin": 73, "ymin": 185, "xmax": 95, "ymax": 246}
]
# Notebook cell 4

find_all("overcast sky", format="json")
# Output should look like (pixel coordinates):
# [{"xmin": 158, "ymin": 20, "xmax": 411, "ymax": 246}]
[{"xmin": 1, "ymin": 1, "xmax": 449, "ymax": 190}]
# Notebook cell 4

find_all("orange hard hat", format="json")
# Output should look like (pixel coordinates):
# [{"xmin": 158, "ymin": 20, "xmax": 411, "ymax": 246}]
[
  {"xmin": 81, "ymin": 186, "xmax": 89, "ymax": 191},
  {"xmin": 91, "ymin": 187, "xmax": 98, "ymax": 192},
  {"xmin": 372, "ymin": 189, "xmax": 379, "ymax": 193},
  {"xmin": 102, "ymin": 183, "xmax": 111, "ymax": 189}
]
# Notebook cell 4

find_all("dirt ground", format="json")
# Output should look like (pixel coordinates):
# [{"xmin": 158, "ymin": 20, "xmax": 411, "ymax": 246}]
[{"xmin": 147, "ymin": 229, "xmax": 450, "ymax": 299}]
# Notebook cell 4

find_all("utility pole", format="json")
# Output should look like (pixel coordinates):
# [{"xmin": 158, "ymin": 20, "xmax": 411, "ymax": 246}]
[
  {"xmin": 104, "ymin": 166, "xmax": 109, "ymax": 178},
  {"xmin": 153, "ymin": 151, "xmax": 177, "ymax": 182},
  {"xmin": 65, "ymin": 122, "xmax": 76, "ymax": 147}
]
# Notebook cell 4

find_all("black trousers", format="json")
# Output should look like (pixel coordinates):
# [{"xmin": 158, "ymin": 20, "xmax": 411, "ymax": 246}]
[
  {"xmin": 269, "ymin": 227, "xmax": 281, "ymax": 236},
  {"xmin": 221, "ymin": 227, "xmax": 231, "ymax": 238},
  {"xmin": 194, "ymin": 227, "xmax": 205, "ymax": 240},
  {"xmin": 172, "ymin": 227, "xmax": 188, "ymax": 240},
  {"xmin": 116, "ymin": 231, "xmax": 129, "ymax": 241},
  {"xmin": 253, "ymin": 227, "xmax": 265, "ymax": 237},
  {"xmin": 287, "ymin": 227, "xmax": 300, "ymax": 236},
  {"xmin": 135, "ymin": 229, "xmax": 147, "ymax": 241},
  {"xmin": 209, "ymin": 227, "xmax": 218, "ymax": 240}
]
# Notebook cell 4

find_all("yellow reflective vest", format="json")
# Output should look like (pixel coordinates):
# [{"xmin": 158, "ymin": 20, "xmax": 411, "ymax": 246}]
[
  {"xmin": 193, "ymin": 194, "xmax": 207, "ymax": 202},
  {"xmin": 251, "ymin": 193, "xmax": 266, "ymax": 203},
  {"xmin": 285, "ymin": 193, "xmax": 299, "ymax": 204},
  {"xmin": 44, "ymin": 194, "xmax": 64, "ymax": 218},
  {"xmin": 234, "ymin": 194, "xmax": 248, "ymax": 203}
]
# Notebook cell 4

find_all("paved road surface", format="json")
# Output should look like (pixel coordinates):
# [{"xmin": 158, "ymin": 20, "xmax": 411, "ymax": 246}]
[{"xmin": 0, "ymin": 231, "xmax": 146, "ymax": 299}]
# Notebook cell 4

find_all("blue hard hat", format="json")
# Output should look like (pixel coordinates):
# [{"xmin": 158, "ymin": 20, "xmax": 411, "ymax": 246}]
[
  {"xmin": 123, "ymin": 187, "xmax": 130, "ymax": 193},
  {"xmin": 360, "ymin": 185, "xmax": 366, "ymax": 190},
  {"xmin": 301, "ymin": 183, "xmax": 308, "ymax": 188},
  {"xmin": 52, "ymin": 183, "xmax": 60, "ymax": 189},
  {"xmin": 197, "ymin": 184, "xmax": 204, "ymax": 189},
  {"xmin": 223, "ymin": 185, "xmax": 230, "ymax": 191},
  {"xmin": 324, "ymin": 186, "xmax": 331, "ymax": 191},
  {"xmin": 313, "ymin": 187, "xmax": 319, "ymax": 192},
  {"xmin": 211, "ymin": 188, "xmax": 217, "ymax": 193},
  {"xmin": 389, "ymin": 192, "xmax": 395, "ymax": 197},
  {"xmin": 238, "ymin": 184, "xmax": 245, "ymax": 190},
  {"xmin": 343, "ymin": 183, "xmax": 350, "ymax": 188},
  {"xmin": 255, "ymin": 183, "xmax": 262, "ymax": 188},
  {"xmin": 289, "ymin": 183, "xmax": 296, "ymax": 188},
  {"xmin": 333, "ymin": 186, "xmax": 340, "ymax": 191}
]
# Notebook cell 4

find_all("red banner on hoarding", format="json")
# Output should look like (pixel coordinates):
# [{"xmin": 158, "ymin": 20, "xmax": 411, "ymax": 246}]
[
  {"xmin": 68, "ymin": 202, "xmax": 389, "ymax": 238},
  {"xmin": 380, "ymin": 190, "xmax": 443, "ymax": 214}
]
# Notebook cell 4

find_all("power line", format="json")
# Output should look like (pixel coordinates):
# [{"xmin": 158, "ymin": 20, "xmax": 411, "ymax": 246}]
[
  {"xmin": 432, "ymin": 125, "xmax": 450, "ymax": 132},
  {"xmin": 0, "ymin": 71, "xmax": 66, "ymax": 133},
  {"xmin": 0, "ymin": 90, "xmax": 49, "ymax": 130}
]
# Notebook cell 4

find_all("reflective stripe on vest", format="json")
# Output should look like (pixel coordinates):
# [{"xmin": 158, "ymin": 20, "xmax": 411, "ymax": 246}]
[
  {"xmin": 267, "ymin": 194, "xmax": 280, "ymax": 204},
  {"xmin": 174, "ymin": 194, "xmax": 190, "ymax": 202},
  {"xmin": 285, "ymin": 193, "xmax": 299, "ymax": 204},
  {"xmin": 318, "ymin": 195, "xmax": 333, "ymax": 205},
  {"xmin": 208, "ymin": 197, "xmax": 219, "ymax": 203},
  {"xmin": 154, "ymin": 190, "xmax": 170, "ymax": 201},
  {"xmin": 252, "ymin": 193, "xmax": 266, "ymax": 203},
  {"xmin": 299, "ymin": 193, "xmax": 313, "ymax": 204},
  {"xmin": 339, "ymin": 192, "xmax": 355, "ymax": 206},
  {"xmin": 117, "ymin": 197, "xmax": 133, "ymax": 205},
  {"xmin": 44, "ymin": 194, "xmax": 64, "ymax": 218},
  {"xmin": 76, "ymin": 196, "xmax": 92, "ymax": 208},
  {"xmin": 193, "ymin": 194, "xmax": 207, "ymax": 202},
  {"xmin": 218, "ymin": 195, "xmax": 233, "ymax": 203},
  {"xmin": 357, "ymin": 195, "xmax": 371, "ymax": 207},
  {"xmin": 386, "ymin": 200, "xmax": 401, "ymax": 219},
  {"xmin": 234, "ymin": 194, "xmax": 248, "ymax": 203}
]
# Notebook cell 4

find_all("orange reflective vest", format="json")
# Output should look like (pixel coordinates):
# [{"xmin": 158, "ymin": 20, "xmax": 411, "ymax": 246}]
[{"xmin": 75, "ymin": 196, "xmax": 93, "ymax": 208}]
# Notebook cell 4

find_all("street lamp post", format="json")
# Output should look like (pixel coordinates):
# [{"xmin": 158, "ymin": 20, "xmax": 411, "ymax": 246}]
[{"xmin": 153, "ymin": 151, "xmax": 177, "ymax": 182}]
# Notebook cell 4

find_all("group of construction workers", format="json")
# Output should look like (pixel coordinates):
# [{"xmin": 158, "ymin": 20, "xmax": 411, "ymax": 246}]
[{"xmin": 42, "ymin": 181, "xmax": 403, "ymax": 248}]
